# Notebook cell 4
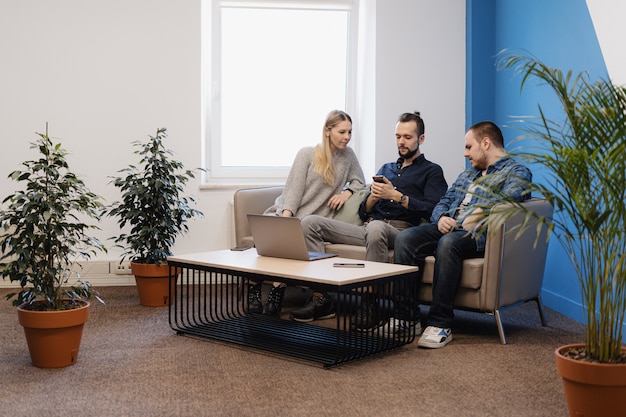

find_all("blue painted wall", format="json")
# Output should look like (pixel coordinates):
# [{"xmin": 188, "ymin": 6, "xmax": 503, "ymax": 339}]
[
  {"xmin": 467, "ymin": 0, "xmax": 611, "ymax": 327},
  {"xmin": 466, "ymin": 0, "xmax": 495, "ymax": 126}
]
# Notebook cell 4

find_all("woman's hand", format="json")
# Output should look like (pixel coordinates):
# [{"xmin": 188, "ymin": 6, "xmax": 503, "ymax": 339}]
[{"xmin": 327, "ymin": 190, "xmax": 353, "ymax": 210}]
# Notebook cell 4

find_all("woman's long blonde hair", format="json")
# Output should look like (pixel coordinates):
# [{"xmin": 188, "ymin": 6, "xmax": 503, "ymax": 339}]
[{"xmin": 314, "ymin": 110, "xmax": 352, "ymax": 185}]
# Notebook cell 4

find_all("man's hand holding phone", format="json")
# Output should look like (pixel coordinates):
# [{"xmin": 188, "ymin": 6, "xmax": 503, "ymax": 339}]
[{"xmin": 370, "ymin": 175, "xmax": 394, "ymax": 201}]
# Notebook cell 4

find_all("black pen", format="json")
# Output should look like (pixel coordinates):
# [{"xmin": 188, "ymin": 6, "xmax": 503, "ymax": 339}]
[{"xmin": 333, "ymin": 262, "xmax": 365, "ymax": 268}]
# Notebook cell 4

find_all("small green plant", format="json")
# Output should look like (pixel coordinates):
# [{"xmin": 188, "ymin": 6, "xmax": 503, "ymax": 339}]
[
  {"xmin": 0, "ymin": 129, "xmax": 106, "ymax": 310},
  {"xmin": 484, "ymin": 52, "xmax": 626, "ymax": 363},
  {"xmin": 107, "ymin": 128, "xmax": 203, "ymax": 264}
]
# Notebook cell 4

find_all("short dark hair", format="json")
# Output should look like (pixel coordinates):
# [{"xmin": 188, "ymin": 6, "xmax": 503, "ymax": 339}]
[
  {"xmin": 398, "ymin": 111, "xmax": 425, "ymax": 137},
  {"xmin": 468, "ymin": 121, "xmax": 504, "ymax": 148}
]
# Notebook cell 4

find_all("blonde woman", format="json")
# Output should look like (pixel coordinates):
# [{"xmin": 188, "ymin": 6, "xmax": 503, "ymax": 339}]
[{"xmin": 248, "ymin": 110, "xmax": 365, "ymax": 316}]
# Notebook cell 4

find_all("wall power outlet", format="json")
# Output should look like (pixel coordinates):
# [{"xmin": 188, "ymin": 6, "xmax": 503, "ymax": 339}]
[{"xmin": 111, "ymin": 261, "xmax": 133, "ymax": 275}]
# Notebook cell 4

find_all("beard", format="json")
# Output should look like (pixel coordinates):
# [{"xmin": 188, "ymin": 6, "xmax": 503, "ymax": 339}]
[
  {"xmin": 398, "ymin": 147, "xmax": 418, "ymax": 160},
  {"xmin": 469, "ymin": 151, "xmax": 489, "ymax": 170}
]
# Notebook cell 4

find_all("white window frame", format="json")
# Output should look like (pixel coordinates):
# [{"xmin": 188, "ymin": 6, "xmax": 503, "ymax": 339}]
[{"xmin": 201, "ymin": 0, "xmax": 359, "ymax": 185}]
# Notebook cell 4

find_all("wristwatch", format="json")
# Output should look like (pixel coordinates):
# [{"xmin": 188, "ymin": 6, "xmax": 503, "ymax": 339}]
[{"xmin": 399, "ymin": 194, "xmax": 407, "ymax": 204}]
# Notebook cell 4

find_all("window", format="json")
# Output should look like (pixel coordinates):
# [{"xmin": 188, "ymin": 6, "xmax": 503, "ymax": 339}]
[{"xmin": 203, "ymin": 0, "xmax": 357, "ymax": 183}]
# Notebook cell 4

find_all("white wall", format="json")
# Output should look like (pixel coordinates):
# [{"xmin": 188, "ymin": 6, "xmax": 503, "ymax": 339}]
[
  {"xmin": 0, "ymin": 0, "xmax": 466, "ymax": 275},
  {"xmin": 371, "ymin": 0, "xmax": 466, "ymax": 182},
  {"xmin": 587, "ymin": 0, "xmax": 626, "ymax": 86}
]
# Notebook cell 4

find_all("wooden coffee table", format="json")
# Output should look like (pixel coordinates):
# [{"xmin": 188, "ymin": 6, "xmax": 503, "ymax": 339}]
[{"xmin": 167, "ymin": 249, "xmax": 419, "ymax": 368}]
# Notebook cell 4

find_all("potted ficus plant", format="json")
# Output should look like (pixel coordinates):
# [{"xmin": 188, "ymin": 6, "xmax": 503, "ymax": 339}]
[
  {"xmin": 0, "ymin": 128, "xmax": 106, "ymax": 368},
  {"xmin": 107, "ymin": 128, "xmax": 203, "ymax": 307},
  {"xmin": 476, "ymin": 53, "xmax": 626, "ymax": 416}
]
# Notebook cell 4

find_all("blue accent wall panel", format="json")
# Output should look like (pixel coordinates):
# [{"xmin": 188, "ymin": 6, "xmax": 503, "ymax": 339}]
[
  {"xmin": 466, "ymin": 0, "xmax": 495, "ymax": 127},
  {"xmin": 467, "ymin": 0, "xmax": 617, "ymax": 333}
]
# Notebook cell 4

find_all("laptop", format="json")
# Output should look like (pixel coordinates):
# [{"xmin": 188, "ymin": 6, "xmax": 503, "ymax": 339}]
[{"xmin": 247, "ymin": 214, "xmax": 338, "ymax": 261}]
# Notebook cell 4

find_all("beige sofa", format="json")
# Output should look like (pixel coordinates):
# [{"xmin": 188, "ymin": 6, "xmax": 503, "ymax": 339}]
[{"xmin": 233, "ymin": 186, "xmax": 553, "ymax": 344}]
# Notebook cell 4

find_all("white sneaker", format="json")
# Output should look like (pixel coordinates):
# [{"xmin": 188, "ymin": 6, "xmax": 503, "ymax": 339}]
[
  {"xmin": 417, "ymin": 326, "xmax": 452, "ymax": 348},
  {"xmin": 381, "ymin": 317, "xmax": 422, "ymax": 338}
]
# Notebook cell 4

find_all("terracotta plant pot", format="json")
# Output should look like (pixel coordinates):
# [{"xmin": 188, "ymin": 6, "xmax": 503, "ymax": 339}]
[
  {"xmin": 555, "ymin": 343, "xmax": 626, "ymax": 417},
  {"xmin": 17, "ymin": 300, "xmax": 90, "ymax": 368},
  {"xmin": 131, "ymin": 262, "xmax": 178, "ymax": 307}
]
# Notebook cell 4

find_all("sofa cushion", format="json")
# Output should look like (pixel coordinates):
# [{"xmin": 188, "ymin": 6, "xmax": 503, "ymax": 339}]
[
  {"xmin": 421, "ymin": 256, "xmax": 484, "ymax": 289},
  {"xmin": 332, "ymin": 189, "xmax": 368, "ymax": 226},
  {"xmin": 241, "ymin": 236, "xmax": 254, "ymax": 247}
]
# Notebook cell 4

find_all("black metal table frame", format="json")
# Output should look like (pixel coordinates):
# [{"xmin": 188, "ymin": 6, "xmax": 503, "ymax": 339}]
[{"xmin": 167, "ymin": 260, "xmax": 419, "ymax": 368}]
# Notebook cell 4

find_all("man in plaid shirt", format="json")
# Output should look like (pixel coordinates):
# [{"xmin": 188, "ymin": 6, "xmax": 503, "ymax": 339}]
[{"xmin": 392, "ymin": 121, "xmax": 532, "ymax": 349}]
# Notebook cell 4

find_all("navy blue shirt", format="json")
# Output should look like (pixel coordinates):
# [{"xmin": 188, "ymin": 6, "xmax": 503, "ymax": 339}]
[{"xmin": 358, "ymin": 154, "xmax": 448, "ymax": 226}]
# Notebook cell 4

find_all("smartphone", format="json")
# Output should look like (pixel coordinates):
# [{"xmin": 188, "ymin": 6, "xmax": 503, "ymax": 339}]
[
  {"xmin": 372, "ymin": 175, "xmax": 385, "ymax": 183},
  {"xmin": 230, "ymin": 245, "xmax": 252, "ymax": 251}
]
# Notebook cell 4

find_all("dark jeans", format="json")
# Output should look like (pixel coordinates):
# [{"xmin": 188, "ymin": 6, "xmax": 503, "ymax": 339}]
[{"xmin": 394, "ymin": 223, "xmax": 483, "ymax": 328}]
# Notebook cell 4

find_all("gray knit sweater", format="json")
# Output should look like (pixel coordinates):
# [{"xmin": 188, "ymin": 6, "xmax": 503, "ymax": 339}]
[{"xmin": 265, "ymin": 146, "xmax": 365, "ymax": 218}]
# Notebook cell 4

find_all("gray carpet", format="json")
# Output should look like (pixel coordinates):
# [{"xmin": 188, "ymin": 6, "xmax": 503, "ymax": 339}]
[{"xmin": 0, "ymin": 286, "xmax": 583, "ymax": 417}]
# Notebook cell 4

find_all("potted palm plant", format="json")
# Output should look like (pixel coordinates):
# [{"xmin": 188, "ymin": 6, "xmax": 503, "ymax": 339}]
[
  {"xmin": 478, "ymin": 53, "xmax": 626, "ymax": 416},
  {"xmin": 107, "ymin": 128, "xmax": 203, "ymax": 306},
  {"xmin": 0, "ymin": 128, "xmax": 106, "ymax": 368}
]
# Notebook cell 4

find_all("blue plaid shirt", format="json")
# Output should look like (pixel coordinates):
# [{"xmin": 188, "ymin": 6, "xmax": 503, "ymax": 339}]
[{"xmin": 431, "ymin": 157, "xmax": 532, "ymax": 251}]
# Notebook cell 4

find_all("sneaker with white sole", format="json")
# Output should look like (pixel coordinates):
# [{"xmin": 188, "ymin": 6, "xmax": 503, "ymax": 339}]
[
  {"xmin": 417, "ymin": 326, "xmax": 452, "ymax": 348},
  {"xmin": 381, "ymin": 317, "xmax": 422, "ymax": 338}
]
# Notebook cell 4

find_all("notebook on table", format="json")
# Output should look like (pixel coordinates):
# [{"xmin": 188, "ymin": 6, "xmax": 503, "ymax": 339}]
[{"xmin": 247, "ymin": 214, "xmax": 338, "ymax": 261}]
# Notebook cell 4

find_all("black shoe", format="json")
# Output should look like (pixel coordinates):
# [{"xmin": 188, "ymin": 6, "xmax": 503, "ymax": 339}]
[
  {"xmin": 247, "ymin": 283, "xmax": 263, "ymax": 314},
  {"xmin": 290, "ymin": 293, "xmax": 335, "ymax": 322},
  {"xmin": 264, "ymin": 285, "xmax": 286, "ymax": 316},
  {"xmin": 351, "ymin": 300, "xmax": 387, "ymax": 331}
]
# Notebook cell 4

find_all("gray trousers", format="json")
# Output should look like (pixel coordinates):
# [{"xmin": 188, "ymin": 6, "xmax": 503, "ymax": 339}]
[{"xmin": 300, "ymin": 215, "xmax": 407, "ymax": 262}]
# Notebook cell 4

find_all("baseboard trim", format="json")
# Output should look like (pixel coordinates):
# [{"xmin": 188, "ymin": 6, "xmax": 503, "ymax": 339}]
[{"xmin": 0, "ymin": 261, "xmax": 136, "ymax": 288}]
